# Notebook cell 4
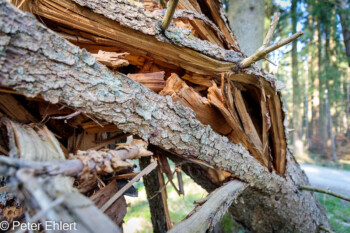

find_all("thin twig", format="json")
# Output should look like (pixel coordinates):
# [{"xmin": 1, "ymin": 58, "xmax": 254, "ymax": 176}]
[
  {"xmin": 300, "ymin": 185, "xmax": 350, "ymax": 202},
  {"xmin": 148, "ymin": 170, "xmax": 174, "ymax": 200},
  {"xmin": 161, "ymin": 0, "xmax": 179, "ymax": 31},
  {"xmin": 50, "ymin": 110, "xmax": 82, "ymax": 120},
  {"xmin": 264, "ymin": 57, "xmax": 277, "ymax": 66},
  {"xmin": 101, "ymin": 161, "xmax": 157, "ymax": 212},
  {"xmin": 319, "ymin": 225, "xmax": 334, "ymax": 233},
  {"xmin": 17, "ymin": 0, "xmax": 27, "ymax": 8},
  {"xmin": 148, "ymin": 163, "xmax": 186, "ymax": 200},
  {"xmin": 262, "ymin": 13, "xmax": 279, "ymax": 48}
]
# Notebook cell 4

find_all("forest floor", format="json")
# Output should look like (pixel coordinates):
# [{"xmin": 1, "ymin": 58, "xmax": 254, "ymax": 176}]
[
  {"xmin": 301, "ymin": 164, "xmax": 350, "ymax": 196},
  {"xmin": 298, "ymin": 151, "xmax": 350, "ymax": 233}
]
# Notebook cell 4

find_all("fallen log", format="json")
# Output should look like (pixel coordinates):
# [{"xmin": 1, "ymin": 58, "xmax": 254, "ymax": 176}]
[
  {"xmin": 0, "ymin": 1, "xmax": 331, "ymax": 232},
  {"xmin": 0, "ymin": 0, "xmax": 281, "ymax": 194},
  {"xmin": 20, "ymin": 0, "xmax": 287, "ymax": 175}
]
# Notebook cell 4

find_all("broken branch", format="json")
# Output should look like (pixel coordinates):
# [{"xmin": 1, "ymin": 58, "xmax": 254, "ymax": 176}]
[
  {"xmin": 262, "ymin": 13, "xmax": 279, "ymax": 48},
  {"xmin": 161, "ymin": 0, "xmax": 180, "ymax": 31}
]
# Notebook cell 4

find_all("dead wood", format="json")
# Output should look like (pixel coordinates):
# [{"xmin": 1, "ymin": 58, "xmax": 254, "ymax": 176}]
[
  {"xmin": 0, "ymin": 120, "xmax": 122, "ymax": 233},
  {"xmin": 0, "ymin": 0, "xmax": 331, "ymax": 232},
  {"xmin": 90, "ymin": 180, "xmax": 127, "ymax": 226},
  {"xmin": 27, "ymin": 0, "xmax": 239, "ymax": 75},
  {"xmin": 100, "ymin": 160, "xmax": 157, "ymax": 212},
  {"xmin": 128, "ymin": 72, "xmax": 166, "ymax": 92},
  {"xmin": 140, "ymin": 155, "xmax": 170, "ymax": 233},
  {"xmin": 18, "ymin": 0, "xmax": 288, "ymax": 174},
  {"xmin": 169, "ymin": 180, "xmax": 247, "ymax": 233},
  {"xmin": 92, "ymin": 50, "xmax": 129, "ymax": 69}
]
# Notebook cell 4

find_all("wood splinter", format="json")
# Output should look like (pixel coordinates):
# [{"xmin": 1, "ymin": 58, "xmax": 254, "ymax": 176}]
[
  {"xmin": 240, "ymin": 13, "xmax": 303, "ymax": 68},
  {"xmin": 101, "ymin": 161, "xmax": 158, "ymax": 212}
]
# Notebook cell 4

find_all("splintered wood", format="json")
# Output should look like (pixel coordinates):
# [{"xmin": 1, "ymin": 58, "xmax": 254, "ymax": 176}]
[
  {"xmin": 6, "ymin": 0, "xmax": 287, "ymax": 176},
  {"xmin": 0, "ymin": 0, "xmax": 328, "ymax": 232}
]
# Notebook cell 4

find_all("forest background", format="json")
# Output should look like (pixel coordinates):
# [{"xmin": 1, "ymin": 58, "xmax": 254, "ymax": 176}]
[{"xmin": 225, "ymin": 0, "xmax": 350, "ymax": 166}]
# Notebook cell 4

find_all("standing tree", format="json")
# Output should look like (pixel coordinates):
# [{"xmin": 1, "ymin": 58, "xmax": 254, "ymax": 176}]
[{"xmin": 227, "ymin": 0, "xmax": 265, "ymax": 57}]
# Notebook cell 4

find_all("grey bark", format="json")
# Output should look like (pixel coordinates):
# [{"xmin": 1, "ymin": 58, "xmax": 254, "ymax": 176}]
[
  {"xmin": 0, "ymin": 1, "xmax": 331, "ymax": 232},
  {"xmin": 227, "ymin": 0, "xmax": 265, "ymax": 57}
]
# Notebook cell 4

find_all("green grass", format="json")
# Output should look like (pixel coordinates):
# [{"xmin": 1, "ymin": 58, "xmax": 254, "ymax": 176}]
[{"xmin": 316, "ymin": 193, "xmax": 350, "ymax": 233}]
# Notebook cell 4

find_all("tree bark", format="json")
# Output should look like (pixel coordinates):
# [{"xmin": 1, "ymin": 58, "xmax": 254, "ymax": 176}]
[
  {"xmin": 0, "ymin": 1, "xmax": 331, "ymax": 232},
  {"xmin": 227, "ymin": 0, "xmax": 265, "ymax": 57},
  {"xmin": 0, "ymin": 120, "xmax": 122, "ymax": 233},
  {"xmin": 139, "ymin": 156, "xmax": 169, "ymax": 233}
]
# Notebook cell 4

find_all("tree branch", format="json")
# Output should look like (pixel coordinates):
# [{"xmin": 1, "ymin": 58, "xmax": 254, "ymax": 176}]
[
  {"xmin": 300, "ymin": 185, "xmax": 350, "ymax": 202},
  {"xmin": 161, "ymin": 0, "xmax": 179, "ymax": 31}
]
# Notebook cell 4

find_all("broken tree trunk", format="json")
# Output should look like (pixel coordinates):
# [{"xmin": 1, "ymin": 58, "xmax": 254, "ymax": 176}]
[{"xmin": 0, "ymin": 0, "xmax": 331, "ymax": 232}]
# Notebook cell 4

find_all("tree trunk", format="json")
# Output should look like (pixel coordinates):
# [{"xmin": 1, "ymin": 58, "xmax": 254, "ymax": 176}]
[
  {"xmin": 304, "ymin": 74, "xmax": 309, "ymax": 146},
  {"xmin": 227, "ymin": 0, "xmax": 265, "ymax": 57},
  {"xmin": 0, "ymin": 0, "xmax": 331, "ymax": 232},
  {"xmin": 139, "ymin": 156, "xmax": 170, "ymax": 233},
  {"xmin": 325, "ymin": 90, "xmax": 338, "ymax": 162},
  {"xmin": 325, "ymin": 24, "xmax": 338, "ymax": 162},
  {"xmin": 291, "ymin": 0, "xmax": 302, "ymax": 156},
  {"xmin": 347, "ymin": 69, "xmax": 350, "ymax": 132},
  {"xmin": 338, "ymin": 0, "xmax": 350, "ymax": 66}
]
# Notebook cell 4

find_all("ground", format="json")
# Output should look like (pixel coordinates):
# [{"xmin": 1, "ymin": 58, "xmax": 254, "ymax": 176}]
[{"xmin": 121, "ymin": 161, "xmax": 350, "ymax": 233}]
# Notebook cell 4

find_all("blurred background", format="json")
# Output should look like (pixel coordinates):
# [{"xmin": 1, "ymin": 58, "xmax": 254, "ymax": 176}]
[
  {"xmin": 224, "ymin": 0, "xmax": 350, "ymax": 167},
  {"xmin": 124, "ymin": 0, "xmax": 350, "ymax": 232}
]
